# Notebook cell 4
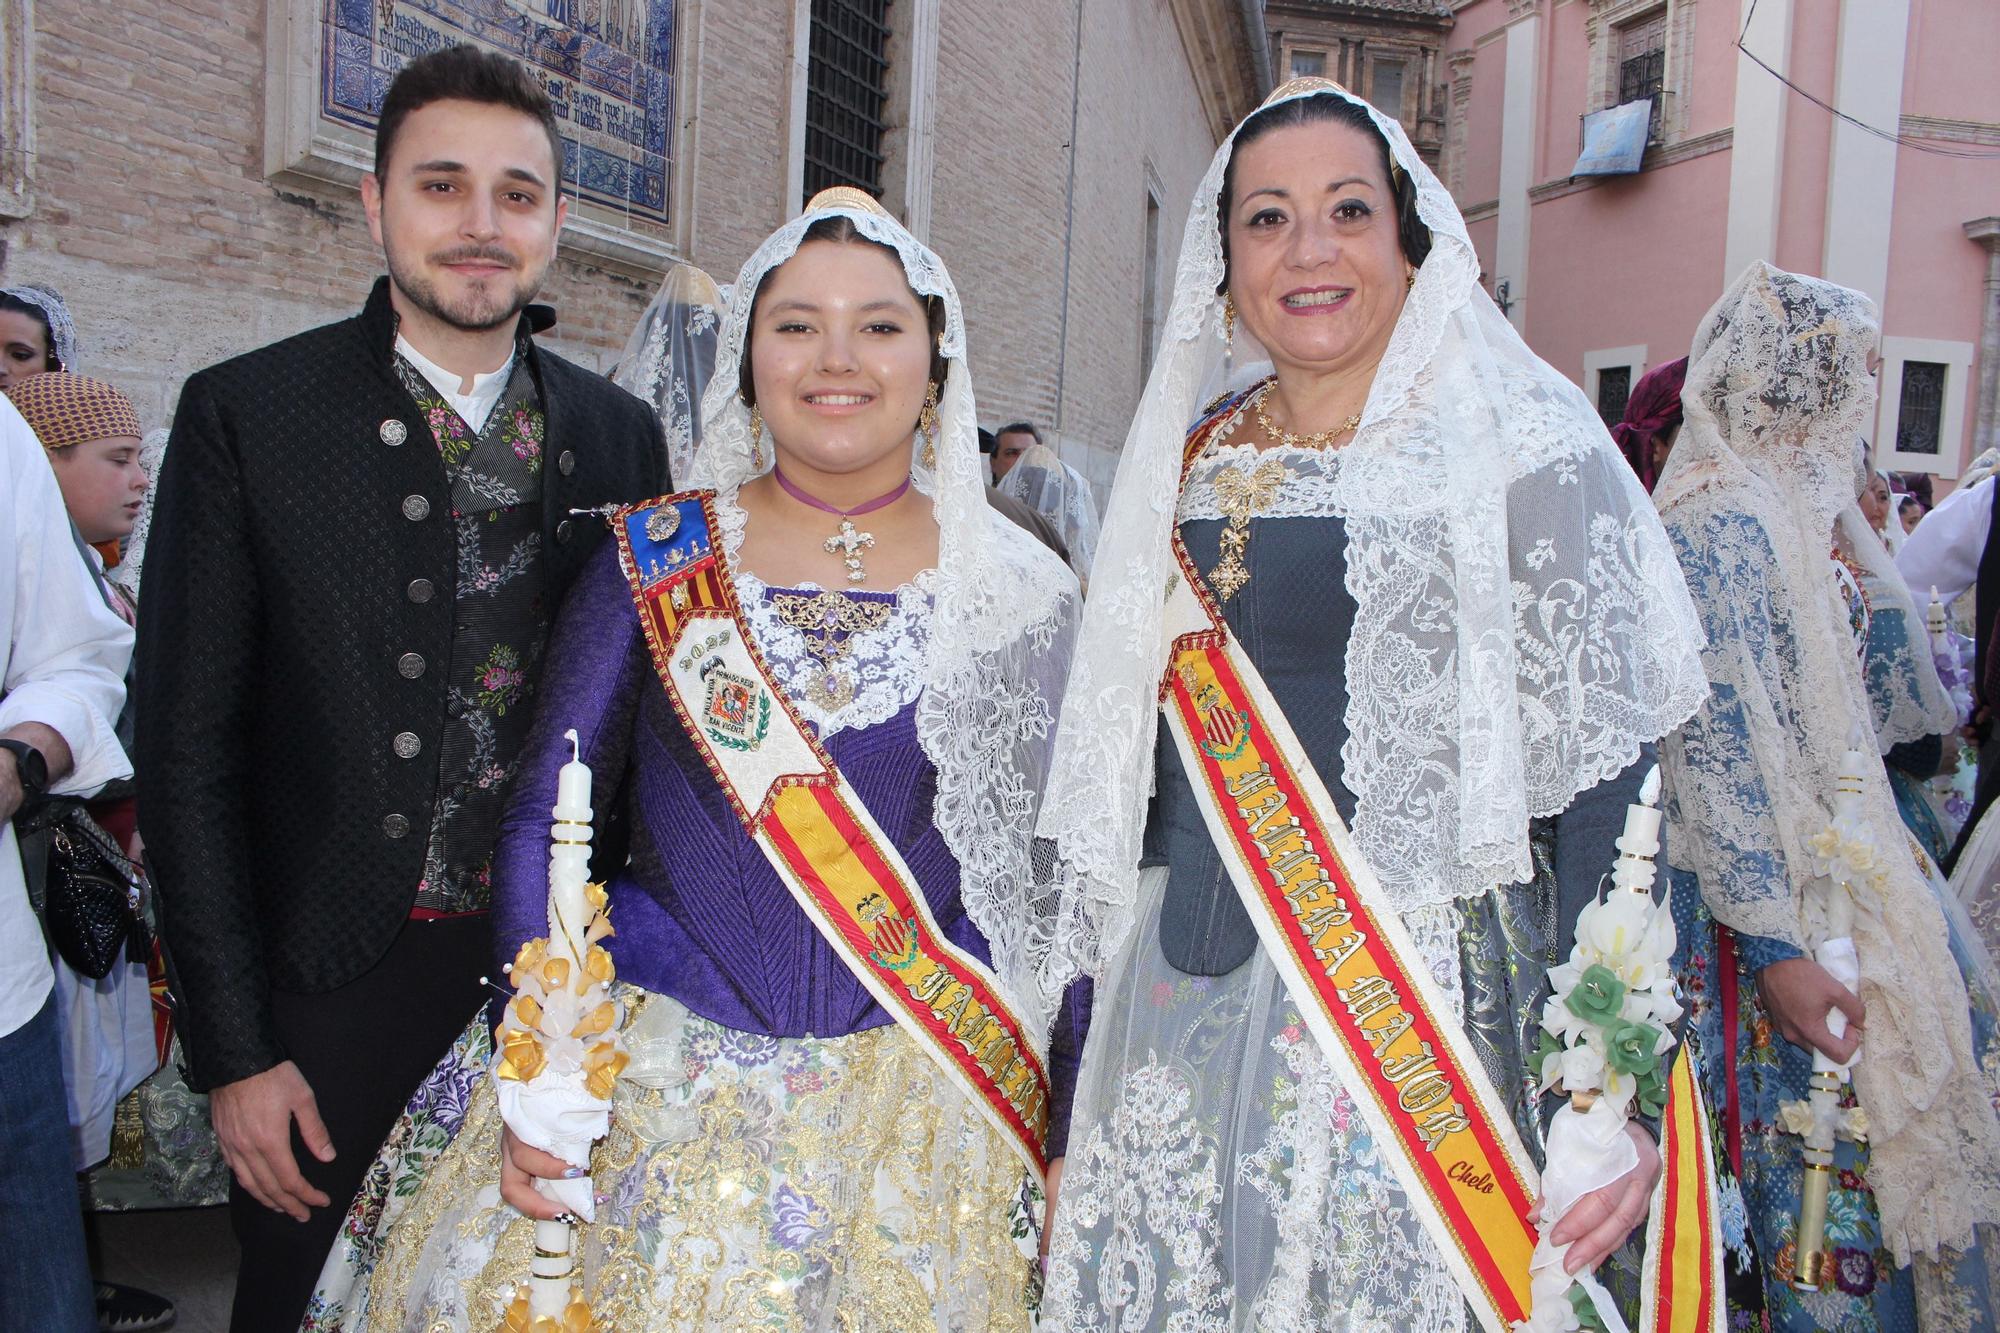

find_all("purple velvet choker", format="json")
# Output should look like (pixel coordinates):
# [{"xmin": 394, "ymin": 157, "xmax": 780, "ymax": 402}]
[
  {"xmin": 770, "ymin": 466, "xmax": 911, "ymax": 584},
  {"xmin": 770, "ymin": 466, "xmax": 912, "ymax": 517}
]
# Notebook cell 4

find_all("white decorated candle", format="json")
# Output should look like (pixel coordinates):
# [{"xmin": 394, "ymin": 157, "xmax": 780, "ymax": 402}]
[
  {"xmin": 1616, "ymin": 764, "xmax": 1663, "ymax": 856},
  {"xmin": 1834, "ymin": 727, "xmax": 1870, "ymax": 820},
  {"xmin": 548, "ymin": 729, "xmax": 594, "ymax": 959}
]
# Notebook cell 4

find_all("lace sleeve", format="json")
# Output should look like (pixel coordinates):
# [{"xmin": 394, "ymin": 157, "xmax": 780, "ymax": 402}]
[{"xmin": 1659, "ymin": 508, "xmax": 1811, "ymax": 947}]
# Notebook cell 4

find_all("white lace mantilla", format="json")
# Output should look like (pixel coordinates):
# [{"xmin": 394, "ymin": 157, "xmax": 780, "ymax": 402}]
[{"xmin": 1036, "ymin": 83, "xmax": 1709, "ymax": 991}]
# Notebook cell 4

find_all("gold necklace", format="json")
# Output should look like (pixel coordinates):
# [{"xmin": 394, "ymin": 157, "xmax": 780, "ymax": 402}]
[{"xmin": 1252, "ymin": 381, "xmax": 1361, "ymax": 449}]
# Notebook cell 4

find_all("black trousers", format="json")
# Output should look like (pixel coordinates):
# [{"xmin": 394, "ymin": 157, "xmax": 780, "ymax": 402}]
[{"xmin": 227, "ymin": 916, "xmax": 488, "ymax": 1332}]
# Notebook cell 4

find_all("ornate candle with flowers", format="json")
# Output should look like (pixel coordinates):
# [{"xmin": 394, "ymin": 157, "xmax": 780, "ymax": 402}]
[
  {"xmin": 494, "ymin": 730, "xmax": 626, "ymax": 1330},
  {"xmin": 1518, "ymin": 766, "xmax": 1682, "ymax": 1332}
]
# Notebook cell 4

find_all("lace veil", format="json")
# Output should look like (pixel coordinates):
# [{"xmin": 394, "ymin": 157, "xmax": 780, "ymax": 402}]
[
  {"xmin": 996, "ymin": 441, "xmax": 1101, "ymax": 577},
  {"xmin": 612, "ymin": 262, "xmax": 724, "ymax": 485},
  {"xmin": 689, "ymin": 190, "xmax": 1080, "ymax": 1035},
  {"xmin": 1038, "ymin": 79, "xmax": 1708, "ymax": 985},
  {"xmin": 1653, "ymin": 262, "xmax": 2000, "ymax": 1262}
]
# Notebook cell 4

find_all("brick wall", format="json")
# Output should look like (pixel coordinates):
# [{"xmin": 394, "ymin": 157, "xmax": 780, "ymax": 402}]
[
  {"xmin": 1, "ymin": 0, "xmax": 1232, "ymax": 499},
  {"xmin": 930, "ymin": 0, "xmax": 1220, "ymax": 497}
]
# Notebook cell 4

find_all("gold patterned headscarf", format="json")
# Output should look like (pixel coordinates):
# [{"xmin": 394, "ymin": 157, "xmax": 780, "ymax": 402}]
[{"xmin": 3, "ymin": 371, "xmax": 142, "ymax": 450}]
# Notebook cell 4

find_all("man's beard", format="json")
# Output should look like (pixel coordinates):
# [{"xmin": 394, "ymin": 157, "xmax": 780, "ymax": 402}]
[{"xmin": 387, "ymin": 242, "xmax": 546, "ymax": 333}]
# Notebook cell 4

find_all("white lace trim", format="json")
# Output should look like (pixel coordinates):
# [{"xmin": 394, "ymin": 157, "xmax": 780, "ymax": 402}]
[
  {"xmin": 1178, "ymin": 436, "xmax": 1345, "ymax": 522},
  {"xmin": 1043, "ymin": 893, "xmax": 1470, "ymax": 1330},
  {"xmin": 712, "ymin": 489, "xmax": 934, "ymax": 740}
]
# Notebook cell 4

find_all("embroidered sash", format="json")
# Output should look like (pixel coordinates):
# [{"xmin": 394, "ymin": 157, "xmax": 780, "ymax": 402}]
[
  {"xmin": 1157, "ymin": 546, "xmax": 1542, "ymax": 1332},
  {"xmin": 610, "ymin": 492, "xmax": 1051, "ymax": 1176},
  {"xmin": 1640, "ymin": 1045, "xmax": 1726, "ymax": 1333},
  {"xmin": 1162, "ymin": 401, "xmax": 1720, "ymax": 1330}
]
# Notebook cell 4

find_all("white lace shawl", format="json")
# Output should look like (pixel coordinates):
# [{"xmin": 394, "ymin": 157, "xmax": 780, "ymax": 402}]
[
  {"xmin": 688, "ymin": 199, "xmax": 1081, "ymax": 1038},
  {"xmin": 996, "ymin": 442, "xmax": 1101, "ymax": 577},
  {"xmin": 1654, "ymin": 262, "xmax": 2000, "ymax": 1263},
  {"xmin": 1037, "ymin": 83, "xmax": 1709, "ymax": 987}
]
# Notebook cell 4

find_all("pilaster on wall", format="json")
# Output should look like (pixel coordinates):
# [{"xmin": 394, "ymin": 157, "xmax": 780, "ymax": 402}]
[
  {"xmin": 1967, "ymin": 217, "xmax": 2000, "ymax": 464},
  {"xmin": 881, "ymin": 0, "xmax": 941, "ymax": 242},
  {"xmin": 1822, "ymin": 0, "xmax": 1909, "ymax": 311},
  {"xmin": 0, "ymin": 0, "xmax": 31, "ymax": 221},
  {"xmin": 1446, "ymin": 48, "xmax": 1476, "ymax": 199},
  {"xmin": 1495, "ymin": 10, "xmax": 1541, "ymax": 329},
  {"xmin": 1722, "ymin": 0, "xmax": 1791, "ymax": 284},
  {"xmin": 782, "ymin": 0, "xmax": 811, "ymax": 219}
]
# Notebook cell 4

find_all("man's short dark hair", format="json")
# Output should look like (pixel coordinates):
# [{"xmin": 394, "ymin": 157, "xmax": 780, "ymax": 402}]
[
  {"xmin": 996, "ymin": 422, "xmax": 1042, "ymax": 444},
  {"xmin": 375, "ymin": 45, "xmax": 566, "ymax": 197}
]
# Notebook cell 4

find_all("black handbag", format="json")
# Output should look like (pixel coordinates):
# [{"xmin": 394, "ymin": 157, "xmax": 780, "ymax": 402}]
[{"xmin": 20, "ymin": 799, "xmax": 149, "ymax": 980}]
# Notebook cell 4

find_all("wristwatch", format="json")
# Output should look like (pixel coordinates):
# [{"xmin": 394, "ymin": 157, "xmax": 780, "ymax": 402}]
[{"xmin": 0, "ymin": 739, "xmax": 48, "ymax": 804}]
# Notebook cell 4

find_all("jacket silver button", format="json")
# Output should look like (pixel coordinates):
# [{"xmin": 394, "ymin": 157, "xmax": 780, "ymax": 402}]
[
  {"xmin": 380, "ymin": 419, "xmax": 408, "ymax": 446},
  {"xmin": 392, "ymin": 731, "xmax": 422, "ymax": 759},
  {"xmin": 382, "ymin": 813, "xmax": 410, "ymax": 838},
  {"xmin": 556, "ymin": 518, "xmax": 575, "ymax": 544},
  {"xmin": 407, "ymin": 578, "xmax": 435, "ymax": 603},
  {"xmin": 558, "ymin": 450, "xmax": 576, "ymax": 476},
  {"xmin": 397, "ymin": 652, "xmax": 426, "ymax": 679},
  {"xmin": 402, "ymin": 494, "xmax": 431, "ymax": 521}
]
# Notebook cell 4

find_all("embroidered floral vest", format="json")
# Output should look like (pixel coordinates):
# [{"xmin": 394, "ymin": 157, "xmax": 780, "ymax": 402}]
[{"xmin": 394, "ymin": 348, "xmax": 548, "ymax": 915}]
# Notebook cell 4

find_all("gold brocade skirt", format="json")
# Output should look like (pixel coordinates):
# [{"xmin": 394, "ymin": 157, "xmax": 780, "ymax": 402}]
[{"xmin": 308, "ymin": 989, "xmax": 1038, "ymax": 1332}]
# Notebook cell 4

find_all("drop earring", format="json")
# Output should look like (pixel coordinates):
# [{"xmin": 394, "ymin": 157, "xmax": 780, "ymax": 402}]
[
  {"xmin": 748, "ymin": 402, "xmax": 765, "ymax": 470},
  {"xmin": 919, "ymin": 381, "xmax": 940, "ymax": 471},
  {"xmin": 1222, "ymin": 295, "xmax": 1236, "ymax": 350}
]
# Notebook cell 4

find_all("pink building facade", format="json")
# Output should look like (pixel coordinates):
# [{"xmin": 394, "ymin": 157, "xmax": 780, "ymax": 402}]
[{"xmin": 1439, "ymin": 0, "xmax": 2000, "ymax": 488}]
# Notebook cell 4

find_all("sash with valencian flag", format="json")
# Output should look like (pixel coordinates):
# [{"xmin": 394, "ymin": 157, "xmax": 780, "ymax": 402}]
[
  {"xmin": 1160, "ymin": 401, "xmax": 1720, "ymax": 1333},
  {"xmin": 607, "ymin": 491, "xmax": 1052, "ymax": 1176}
]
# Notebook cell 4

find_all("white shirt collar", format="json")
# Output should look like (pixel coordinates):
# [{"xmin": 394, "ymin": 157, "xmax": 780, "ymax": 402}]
[{"xmin": 394, "ymin": 334, "xmax": 515, "ymax": 435}]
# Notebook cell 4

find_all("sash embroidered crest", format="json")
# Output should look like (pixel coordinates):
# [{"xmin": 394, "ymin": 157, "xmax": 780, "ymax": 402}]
[{"xmin": 609, "ymin": 492, "xmax": 1051, "ymax": 1176}]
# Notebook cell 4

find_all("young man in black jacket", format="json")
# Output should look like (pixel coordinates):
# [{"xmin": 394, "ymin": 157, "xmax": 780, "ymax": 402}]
[{"xmin": 135, "ymin": 45, "xmax": 664, "ymax": 1329}]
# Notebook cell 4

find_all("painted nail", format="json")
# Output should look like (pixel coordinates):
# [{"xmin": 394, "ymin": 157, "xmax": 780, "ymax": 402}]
[
  {"xmin": 562, "ymin": 1166, "xmax": 588, "ymax": 1179},
  {"xmin": 594, "ymin": 1192, "xmax": 610, "ymax": 1207}
]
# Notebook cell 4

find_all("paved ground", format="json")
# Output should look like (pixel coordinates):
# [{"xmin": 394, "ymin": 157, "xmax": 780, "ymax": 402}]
[{"xmin": 91, "ymin": 1206, "xmax": 237, "ymax": 1331}]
